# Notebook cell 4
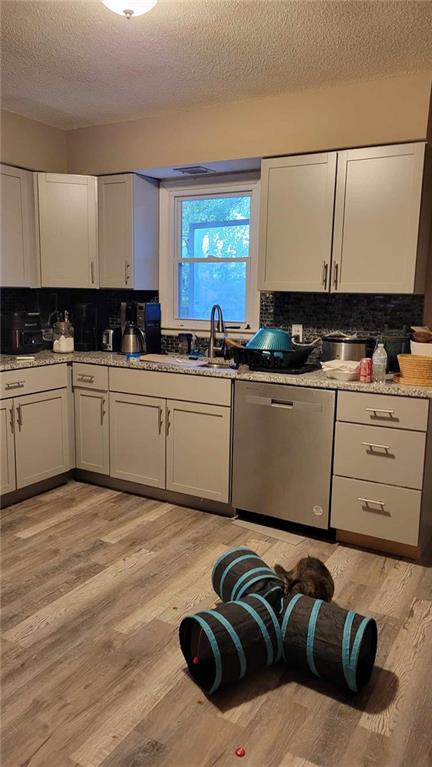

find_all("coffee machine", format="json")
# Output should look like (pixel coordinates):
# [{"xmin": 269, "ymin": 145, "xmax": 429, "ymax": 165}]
[
  {"xmin": 120, "ymin": 301, "xmax": 161, "ymax": 354},
  {"xmin": 72, "ymin": 303, "xmax": 99, "ymax": 351}
]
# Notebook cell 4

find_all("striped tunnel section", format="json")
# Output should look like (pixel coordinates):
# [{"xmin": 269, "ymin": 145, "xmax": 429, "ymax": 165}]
[{"xmin": 179, "ymin": 594, "xmax": 283, "ymax": 694}]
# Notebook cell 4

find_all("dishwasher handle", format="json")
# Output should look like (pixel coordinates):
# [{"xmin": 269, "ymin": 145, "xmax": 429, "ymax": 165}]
[{"xmin": 245, "ymin": 395, "xmax": 322, "ymax": 413}]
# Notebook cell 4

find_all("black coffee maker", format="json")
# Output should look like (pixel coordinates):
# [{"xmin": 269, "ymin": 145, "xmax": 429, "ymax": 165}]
[{"xmin": 72, "ymin": 303, "xmax": 98, "ymax": 351}]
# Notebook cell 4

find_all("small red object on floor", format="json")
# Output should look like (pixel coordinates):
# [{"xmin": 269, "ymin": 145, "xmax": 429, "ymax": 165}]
[
  {"xmin": 235, "ymin": 747, "xmax": 246, "ymax": 757},
  {"xmin": 192, "ymin": 656, "xmax": 200, "ymax": 665}
]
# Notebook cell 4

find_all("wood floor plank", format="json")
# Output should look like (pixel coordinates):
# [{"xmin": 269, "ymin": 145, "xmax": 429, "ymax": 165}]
[
  {"xmin": 2, "ymin": 480, "xmax": 432, "ymax": 767},
  {"xmin": 99, "ymin": 501, "xmax": 175, "ymax": 543},
  {"xmin": 359, "ymin": 598, "xmax": 432, "ymax": 738},
  {"xmin": 3, "ymin": 546, "xmax": 155, "ymax": 647}
]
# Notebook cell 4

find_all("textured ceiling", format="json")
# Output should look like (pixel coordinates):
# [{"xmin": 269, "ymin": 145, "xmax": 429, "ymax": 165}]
[{"xmin": 1, "ymin": 0, "xmax": 432, "ymax": 130}]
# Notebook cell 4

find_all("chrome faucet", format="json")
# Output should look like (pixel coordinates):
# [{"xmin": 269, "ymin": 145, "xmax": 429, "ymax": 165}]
[{"xmin": 209, "ymin": 304, "xmax": 225, "ymax": 359}]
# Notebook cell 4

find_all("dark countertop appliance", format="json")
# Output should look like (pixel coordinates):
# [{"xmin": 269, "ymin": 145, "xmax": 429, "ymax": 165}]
[
  {"xmin": 1, "ymin": 312, "xmax": 47, "ymax": 355},
  {"xmin": 381, "ymin": 329, "xmax": 411, "ymax": 372},
  {"xmin": 72, "ymin": 303, "xmax": 99, "ymax": 352}
]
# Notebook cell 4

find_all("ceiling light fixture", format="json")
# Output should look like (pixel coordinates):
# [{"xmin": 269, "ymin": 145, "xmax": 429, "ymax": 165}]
[{"xmin": 101, "ymin": 0, "xmax": 158, "ymax": 19}]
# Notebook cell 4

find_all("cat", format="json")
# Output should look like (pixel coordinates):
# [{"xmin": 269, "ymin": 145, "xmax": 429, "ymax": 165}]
[{"xmin": 274, "ymin": 556, "xmax": 334, "ymax": 602}]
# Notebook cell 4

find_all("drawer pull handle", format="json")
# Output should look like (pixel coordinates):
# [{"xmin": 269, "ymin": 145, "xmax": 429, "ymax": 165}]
[
  {"xmin": 5, "ymin": 380, "xmax": 25, "ymax": 390},
  {"xmin": 78, "ymin": 374, "xmax": 95, "ymax": 383},
  {"xmin": 358, "ymin": 497, "xmax": 385, "ymax": 507},
  {"xmin": 365, "ymin": 408, "xmax": 395, "ymax": 416},
  {"xmin": 362, "ymin": 441, "xmax": 391, "ymax": 451}
]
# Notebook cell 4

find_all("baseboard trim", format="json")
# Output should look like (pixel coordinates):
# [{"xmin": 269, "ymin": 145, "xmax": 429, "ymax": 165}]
[
  {"xmin": 74, "ymin": 469, "xmax": 236, "ymax": 518},
  {"xmin": 336, "ymin": 529, "xmax": 420, "ymax": 561},
  {"xmin": 0, "ymin": 472, "xmax": 72, "ymax": 509}
]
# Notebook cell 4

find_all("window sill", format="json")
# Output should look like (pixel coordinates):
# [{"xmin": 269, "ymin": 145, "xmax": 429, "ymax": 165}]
[{"xmin": 162, "ymin": 327, "xmax": 258, "ymax": 339}]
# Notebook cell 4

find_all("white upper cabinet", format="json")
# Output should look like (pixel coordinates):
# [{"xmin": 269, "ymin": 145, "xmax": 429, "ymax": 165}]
[
  {"xmin": 258, "ymin": 153, "xmax": 337, "ymax": 292},
  {"xmin": 98, "ymin": 174, "xmax": 159, "ymax": 289},
  {"xmin": 37, "ymin": 173, "xmax": 98, "ymax": 288},
  {"xmin": 332, "ymin": 142, "xmax": 429, "ymax": 294},
  {"xmin": 0, "ymin": 164, "xmax": 40, "ymax": 287},
  {"xmin": 258, "ymin": 142, "xmax": 430, "ymax": 295}
]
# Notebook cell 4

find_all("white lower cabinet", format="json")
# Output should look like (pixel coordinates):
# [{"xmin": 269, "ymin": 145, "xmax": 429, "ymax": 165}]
[
  {"xmin": 332, "ymin": 391, "xmax": 430, "ymax": 553},
  {"xmin": 332, "ymin": 476, "xmax": 421, "ymax": 546},
  {"xmin": 109, "ymin": 392, "xmax": 165, "ymax": 488},
  {"xmin": 0, "ymin": 399, "xmax": 16, "ymax": 494},
  {"xmin": 14, "ymin": 389, "xmax": 70, "ymax": 489},
  {"xmin": 166, "ymin": 399, "xmax": 230, "ymax": 503},
  {"xmin": 75, "ymin": 389, "xmax": 109, "ymax": 475}
]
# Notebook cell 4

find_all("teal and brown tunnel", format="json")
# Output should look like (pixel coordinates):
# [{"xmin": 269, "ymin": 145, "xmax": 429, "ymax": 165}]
[
  {"xmin": 211, "ymin": 546, "xmax": 284, "ymax": 608},
  {"xmin": 280, "ymin": 593, "xmax": 378, "ymax": 692},
  {"xmin": 179, "ymin": 593, "xmax": 283, "ymax": 694}
]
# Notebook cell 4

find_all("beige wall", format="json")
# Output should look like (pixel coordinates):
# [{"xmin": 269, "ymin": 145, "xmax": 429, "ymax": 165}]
[
  {"xmin": 68, "ymin": 72, "xmax": 432, "ymax": 175},
  {"xmin": 1, "ymin": 110, "xmax": 68, "ymax": 172}
]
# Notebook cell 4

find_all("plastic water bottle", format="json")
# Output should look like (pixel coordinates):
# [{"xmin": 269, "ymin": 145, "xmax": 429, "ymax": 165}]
[{"xmin": 372, "ymin": 343, "xmax": 387, "ymax": 383}]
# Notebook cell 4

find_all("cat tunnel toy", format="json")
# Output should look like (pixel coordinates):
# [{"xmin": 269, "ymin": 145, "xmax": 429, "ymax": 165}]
[
  {"xmin": 179, "ymin": 593, "xmax": 283, "ymax": 694},
  {"xmin": 179, "ymin": 547, "xmax": 378, "ymax": 695},
  {"xmin": 280, "ymin": 593, "xmax": 377, "ymax": 692},
  {"xmin": 211, "ymin": 546, "xmax": 284, "ymax": 608}
]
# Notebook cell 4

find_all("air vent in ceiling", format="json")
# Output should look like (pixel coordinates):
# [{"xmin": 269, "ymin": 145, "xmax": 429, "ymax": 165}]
[{"xmin": 173, "ymin": 165, "xmax": 217, "ymax": 176}]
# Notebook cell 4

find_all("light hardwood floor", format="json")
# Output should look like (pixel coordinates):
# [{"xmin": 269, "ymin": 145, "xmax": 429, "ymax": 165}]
[{"xmin": 1, "ymin": 481, "xmax": 432, "ymax": 767}]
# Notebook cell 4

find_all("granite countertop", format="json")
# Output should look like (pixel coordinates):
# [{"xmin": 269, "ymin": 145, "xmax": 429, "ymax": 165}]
[{"xmin": 1, "ymin": 350, "xmax": 432, "ymax": 399}]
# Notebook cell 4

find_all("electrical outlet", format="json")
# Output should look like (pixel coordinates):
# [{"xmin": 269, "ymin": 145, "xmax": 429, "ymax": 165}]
[{"xmin": 292, "ymin": 324, "xmax": 303, "ymax": 342}]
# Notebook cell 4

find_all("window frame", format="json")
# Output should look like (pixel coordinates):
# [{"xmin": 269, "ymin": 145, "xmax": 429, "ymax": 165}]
[{"xmin": 159, "ymin": 174, "xmax": 260, "ymax": 335}]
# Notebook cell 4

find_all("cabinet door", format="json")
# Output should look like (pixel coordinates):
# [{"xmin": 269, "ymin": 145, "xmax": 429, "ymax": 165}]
[
  {"xmin": 38, "ymin": 173, "xmax": 98, "ymax": 288},
  {"xmin": 14, "ymin": 389, "xmax": 70, "ymax": 489},
  {"xmin": 109, "ymin": 392, "xmax": 165, "ymax": 488},
  {"xmin": 166, "ymin": 400, "xmax": 230, "ymax": 503},
  {"xmin": 74, "ymin": 389, "xmax": 109, "ymax": 475},
  {"xmin": 0, "ymin": 165, "xmax": 39, "ymax": 287},
  {"xmin": 258, "ymin": 153, "xmax": 337, "ymax": 292},
  {"xmin": 332, "ymin": 143, "xmax": 426, "ymax": 293},
  {"xmin": 0, "ymin": 399, "xmax": 16, "ymax": 494},
  {"xmin": 99, "ymin": 175, "xmax": 133, "ymax": 288}
]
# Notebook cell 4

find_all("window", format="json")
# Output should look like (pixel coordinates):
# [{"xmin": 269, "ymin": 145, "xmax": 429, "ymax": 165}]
[{"xmin": 159, "ymin": 177, "xmax": 260, "ymax": 333}]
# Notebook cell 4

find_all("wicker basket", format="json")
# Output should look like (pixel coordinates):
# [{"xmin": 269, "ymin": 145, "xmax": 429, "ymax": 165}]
[{"xmin": 397, "ymin": 354, "xmax": 432, "ymax": 381}]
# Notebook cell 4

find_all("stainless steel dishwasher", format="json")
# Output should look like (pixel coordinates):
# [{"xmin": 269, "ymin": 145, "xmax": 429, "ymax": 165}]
[{"xmin": 232, "ymin": 381, "xmax": 336, "ymax": 529}]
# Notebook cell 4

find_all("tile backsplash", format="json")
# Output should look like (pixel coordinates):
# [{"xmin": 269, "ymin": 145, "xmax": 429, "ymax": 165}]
[
  {"xmin": 0, "ymin": 287, "xmax": 424, "ymax": 356},
  {"xmin": 260, "ymin": 292, "xmax": 424, "ymax": 337}
]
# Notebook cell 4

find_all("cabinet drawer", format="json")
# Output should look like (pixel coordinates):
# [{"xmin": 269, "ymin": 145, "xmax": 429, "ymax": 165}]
[
  {"xmin": 331, "ymin": 476, "xmax": 421, "ymax": 546},
  {"xmin": 334, "ymin": 422, "xmax": 426, "ymax": 490},
  {"xmin": 0, "ymin": 364, "xmax": 68, "ymax": 399},
  {"xmin": 109, "ymin": 367, "xmax": 231, "ymax": 406},
  {"xmin": 73, "ymin": 363, "xmax": 108, "ymax": 391},
  {"xmin": 337, "ymin": 391, "xmax": 429, "ymax": 431}
]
